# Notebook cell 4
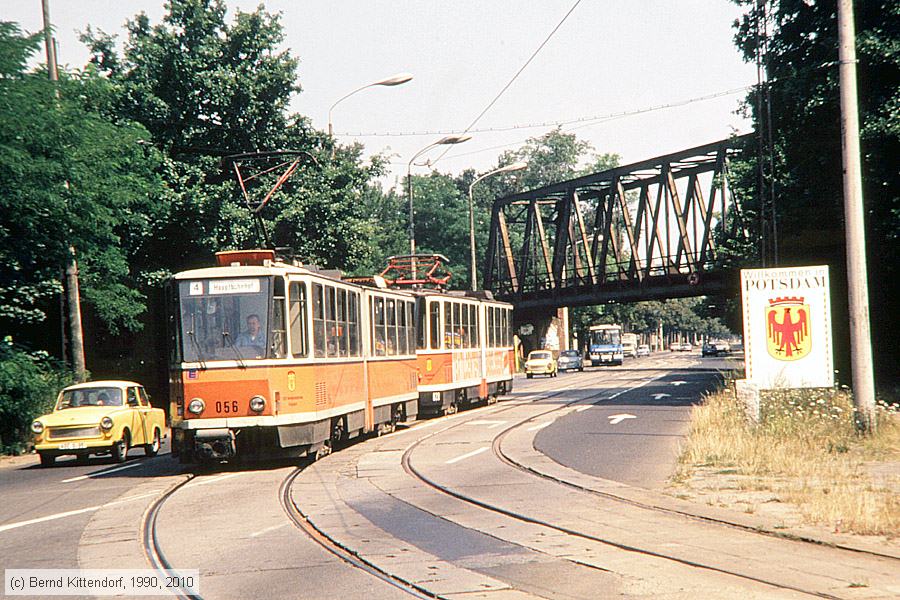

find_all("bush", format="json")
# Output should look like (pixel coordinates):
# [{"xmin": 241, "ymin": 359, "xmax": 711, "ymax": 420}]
[{"xmin": 0, "ymin": 340, "xmax": 74, "ymax": 454}]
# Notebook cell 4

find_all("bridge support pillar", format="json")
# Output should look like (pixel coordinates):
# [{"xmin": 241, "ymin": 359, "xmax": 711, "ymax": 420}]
[{"xmin": 513, "ymin": 307, "xmax": 569, "ymax": 358}]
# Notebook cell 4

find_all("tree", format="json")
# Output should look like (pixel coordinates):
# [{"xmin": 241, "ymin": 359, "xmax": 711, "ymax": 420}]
[
  {"xmin": 0, "ymin": 23, "xmax": 162, "ymax": 334},
  {"xmin": 80, "ymin": 0, "xmax": 385, "ymax": 275},
  {"xmin": 729, "ymin": 0, "xmax": 899, "ymax": 384}
]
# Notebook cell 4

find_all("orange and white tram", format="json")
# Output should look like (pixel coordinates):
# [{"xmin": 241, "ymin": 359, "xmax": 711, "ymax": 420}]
[
  {"xmin": 414, "ymin": 291, "xmax": 514, "ymax": 416},
  {"xmin": 167, "ymin": 250, "xmax": 419, "ymax": 462}
]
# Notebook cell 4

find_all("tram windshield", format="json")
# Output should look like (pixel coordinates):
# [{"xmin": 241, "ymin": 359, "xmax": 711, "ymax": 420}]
[
  {"xmin": 178, "ymin": 277, "xmax": 271, "ymax": 361},
  {"xmin": 590, "ymin": 328, "xmax": 621, "ymax": 346}
]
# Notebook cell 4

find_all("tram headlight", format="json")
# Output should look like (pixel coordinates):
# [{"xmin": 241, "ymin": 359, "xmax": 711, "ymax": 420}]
[
  {"xmin": 100, "ymin": 416, "xmax": 114, "ymax": 431},
  {"xmin": 188, "ymin": 398, "xmax": 205, "ymax": 415},
  {"xmin": 249, "ymin": 395, "xmax": 266, "ymax": 412},
  {"xmin": 31, "ymin": 420, "xmax": 44, "ymax": 434}
]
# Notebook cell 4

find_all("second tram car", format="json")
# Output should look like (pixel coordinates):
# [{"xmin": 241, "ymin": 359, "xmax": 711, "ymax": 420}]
[{"xmin": 414, "ymin": 290, "xmax": 514, "ymax": 416}]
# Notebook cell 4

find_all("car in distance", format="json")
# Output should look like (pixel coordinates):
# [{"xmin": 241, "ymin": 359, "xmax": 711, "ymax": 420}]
[
  {"xmin": 31, "ymin": 381, "xmax": 166, "ymax": 467},
  {"xmin": 525, "ymin": 350, "xmax": 557, "ymax": 378},
  {"xmin": 557, "ymin": 349, "xmax": 584, "ymax": 372},
  {"xmin": 636, "ymin": 344, "xmax": 650, "ymax": 357},
  {"xmin": 702, "ymin": 340, "xmax": 731, "ymax": 357},
  {"xmin": 680, "ymin": 342, "xmax": 693, "ymax": 352}
]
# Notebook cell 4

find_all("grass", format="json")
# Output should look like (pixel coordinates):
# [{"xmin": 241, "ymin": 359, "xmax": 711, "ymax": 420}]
[{"xmin": 676, "ymin": 386, "xmax": 900, "ymax": 537}]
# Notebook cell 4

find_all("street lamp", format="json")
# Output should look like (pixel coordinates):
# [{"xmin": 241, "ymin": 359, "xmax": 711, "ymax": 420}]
[
  {"xmin": 407, "ymin": 135, "xmax": 472, "ymax": 274},
  {"xmin": 327, "ymin": 72, "xmax": 413, "ymax": 138},
  {"xmin": 467, "ymin": 161, "xmax": 527, "ymax": 290}
]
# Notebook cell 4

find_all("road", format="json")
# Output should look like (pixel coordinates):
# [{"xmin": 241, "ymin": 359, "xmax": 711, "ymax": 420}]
[{"xmin": 2, "ymin": 352, "xmax": 898, "ymax": 599}]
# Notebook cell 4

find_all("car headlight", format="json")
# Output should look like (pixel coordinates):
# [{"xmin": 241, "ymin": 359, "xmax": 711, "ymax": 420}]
[
  {"xmin": 100, "ymin": 416, "xmax": 114, "ymax": 431},
  {"xmin": 31, "ymin": 421, "xmax": 44, "ymax": 434},
  {"xmin": 188, "ymin": 398, "xmax": 205, "ymax": 415},
  {"xmin": 249, "ymin": 395, "xmax": 266, "ymax": 412}
]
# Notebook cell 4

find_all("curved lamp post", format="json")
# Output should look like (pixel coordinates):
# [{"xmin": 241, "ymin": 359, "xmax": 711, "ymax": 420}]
[
  {"xmin": 468, "ymin": 161, "xmax": 527, "ymax": 290},
  {"xmin": 407, "ymin": 135, "xmax": 472, "ymax": 273},
  {"xmin": 328, "ymin": 72, "xmax": 413, "ymax": 138}
]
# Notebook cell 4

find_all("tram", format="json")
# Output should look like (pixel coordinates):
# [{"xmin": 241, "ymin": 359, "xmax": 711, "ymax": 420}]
[
  {"xmin": 167, "ymin": 249, "xmax": 419, "ymax": 462},
  {"xmin": 167, "ymin": 251, "xmax": 514, "ymax": 462}
]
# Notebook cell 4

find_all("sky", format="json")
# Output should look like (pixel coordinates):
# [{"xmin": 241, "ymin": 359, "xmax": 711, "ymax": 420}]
[{"xmin": 8, "ymin": 1, "xmax": 758, "ymax": 187}]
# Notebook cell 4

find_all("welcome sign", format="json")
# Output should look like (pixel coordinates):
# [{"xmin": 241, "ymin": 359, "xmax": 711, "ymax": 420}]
[{"xmin": 741, "ymin": 265, "xmax": 834, "ymax": 389}]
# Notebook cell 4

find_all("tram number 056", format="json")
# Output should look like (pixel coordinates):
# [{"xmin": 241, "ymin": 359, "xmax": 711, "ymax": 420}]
[{"xmin": 216, "ymin": 400, "xmax": 240, "ymax": 414}]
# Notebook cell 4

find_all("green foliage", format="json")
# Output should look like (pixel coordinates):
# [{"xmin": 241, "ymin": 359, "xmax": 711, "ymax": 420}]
[
  {"xmin": 0, "ymin": 340, "xmax": 74, "ymax": 454},
  {"xmin": 729, "ymin": 0, "xmax": 899, "ymax": 381},
  {"xmin": 80, "ymin": 0, "xmax": 386, "ymax": 275},
  {"xmin": 0, "ymin": 23, "xmax": 162, "ymax": 332}
]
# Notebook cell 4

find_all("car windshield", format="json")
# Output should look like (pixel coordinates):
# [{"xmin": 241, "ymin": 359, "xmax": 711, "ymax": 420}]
[
  {"xmin": 590, "ymin": 329, "xmax": 620, "ymax": 345},
  {"xmin": 57, "ymin": 387, "xmax": 123, "ymax": 410},
  {"xmin": 561, "ymin": 351, "xmax": 580, "ymax": 357},
  {"xmin": 529, "ymin": 352, "xmax": 551, "ymax": 360}
]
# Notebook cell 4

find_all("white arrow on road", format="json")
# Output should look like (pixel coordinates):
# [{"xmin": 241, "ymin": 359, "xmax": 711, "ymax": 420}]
[
  {"xmin": 607, "ymin": 414, "xmax": 637, "ymax": 425},
  {"xmin": 671, "ymin": 381, "xmax": 687, "ymax": 386},
  {"xmin": 651, "ymin": 393, "xmax": 671, "ymax": 401}
]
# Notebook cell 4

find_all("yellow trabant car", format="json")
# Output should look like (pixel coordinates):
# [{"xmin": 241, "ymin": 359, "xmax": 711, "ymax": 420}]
[
  {"xmin": 31, "ymin": 381, "xmax": 166, "ymax": 467},
  {"xmin": 524, "ymin": 350, "xmax": 557, "ymax": 379}
]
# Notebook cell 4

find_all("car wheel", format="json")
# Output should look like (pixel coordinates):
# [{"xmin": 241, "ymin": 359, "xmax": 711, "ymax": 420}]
[
  {"xmin": 526, "ymin": 373, "xmax": 533, "ymax": 379},
  {"xmin": 74, "ymin": 454, "xmax": 90, "ymax": 465},
  {"xmin": 39, "ymin": 453, "xmax": 55, "ymax": 467},
  {"xmin": 145, "ymin": 429, "xmax": 161, "ymax": 457},
  {"xmin": 579, "ymin": 366, "xmax": 584, "ymax": 372},
  {"xmin": 113, "ymin": 431, "xmax": 130, "ymax": 463}
]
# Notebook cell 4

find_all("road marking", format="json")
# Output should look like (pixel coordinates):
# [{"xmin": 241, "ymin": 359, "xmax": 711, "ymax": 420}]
[
  {"xmin": 608, "ymin": 414, "xmax": 637, "ymax": 425},
  {"xmin": 191, "ymin": 472, "xmax": 243, "ymax": 486},
  {"xmin": 446, "ymin": 447, "xmax": 488, "ymax": 465},
  {"xmin": 671, "ymin": 381, "xmax": 687, "ymax": 386},
  {"xmin": 465, "ymin": 420, "xmax": 506, "ymax": 429},
  {"xmin": 61, "ymin": 461, "xmax": 144, "ymax": 483},
  {"xmin": 249, "ymin": 522, "xmax": 288, "ymax": 538},
  {"xmin": 651, "ymin": 393, "xmax": 671, "ymax": 400},
  {"xmin": 526, "ymin": 422, "xmax": 552, "ymax": 432},
  {"xmin": 575, "ymin": 405, "xmax": 592, "ymax": 412},
  {"xmin": 0, "ymin": 491, "xmax": 162, "ymax": 534}
]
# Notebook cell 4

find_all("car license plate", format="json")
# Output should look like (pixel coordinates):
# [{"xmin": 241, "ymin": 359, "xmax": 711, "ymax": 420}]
[
  {"xmin": 59, "ymin": 442, "xmax": 87, "ymax": 450},
  {"xmin": 602, "ymin": 354, "xmax": 611, "ymax": 360}
]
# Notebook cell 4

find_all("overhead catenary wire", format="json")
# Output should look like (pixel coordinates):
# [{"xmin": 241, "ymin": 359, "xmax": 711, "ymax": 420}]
[{"xmin": 426, "ymin": 0, "xmax": 584, "ymax": 167}]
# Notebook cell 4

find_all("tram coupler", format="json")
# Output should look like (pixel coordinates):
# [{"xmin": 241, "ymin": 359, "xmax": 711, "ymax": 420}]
[{"xmin": 193, "ymin": 428, "xmax": 236, "ymax": 461}]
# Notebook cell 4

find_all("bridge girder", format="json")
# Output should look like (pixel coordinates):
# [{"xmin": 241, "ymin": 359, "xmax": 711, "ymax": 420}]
[{"xmin": 484, "ymin": 136, "xmax": 750, "ymax": 309}]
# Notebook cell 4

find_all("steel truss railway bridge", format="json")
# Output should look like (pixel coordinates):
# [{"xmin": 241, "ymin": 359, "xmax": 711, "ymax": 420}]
[{"xmin": 483, "ymin": 136, "xmax": 751, "ymax": 319}]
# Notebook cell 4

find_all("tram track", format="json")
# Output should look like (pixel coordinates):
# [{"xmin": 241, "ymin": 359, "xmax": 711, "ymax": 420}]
[
  {"xmin": 141, "ymin": 474, "xmax": 200, "ymax": 600},
  {"xmin": 397, "ymin": 367, "xmax": 855, "ymax": 599}
]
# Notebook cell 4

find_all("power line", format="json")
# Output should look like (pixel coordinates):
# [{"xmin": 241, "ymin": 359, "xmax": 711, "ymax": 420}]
[
  {"xmin": 349, "ymin": 85, "xmax": 750, "ymax": 139},
  {"xmin": 429, "ymin": 0, "xmax": 584, "ymax": 166}
]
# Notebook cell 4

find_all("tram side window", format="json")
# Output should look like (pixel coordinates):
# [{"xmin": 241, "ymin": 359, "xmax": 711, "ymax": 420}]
[
  {"xmin": 469, "ymin": 305, "xmax": 477, "ymax": 348},
  {"xmin": 416, "ymin": 298, "xmax": 426, "ymax": 349},
  {"xmin": 407, "ymin": 302, "xmax": 416, "ymax": 354},
  {"xmin": 271, "ymin": 277, "xmax": 286, "ymax": 358},
  {"xmin": 397, "ymin": 299, "xmax": 408, "ymax": 355},
  {"xmin": 348, "ymin": 291, "xmax": 359, "ymax": 357},
  {"xmin": 460, "ymin": 303, "xmax": 469, "ymax": 348},
  {"xmin": 429, "ymin": 301, "xmax": 440, "ymax": 350},
  {"xmin": 312, "ymin": 284, "xmax": 325, "ymax": 358},
  {"xmin": 505, "ymin": 308, "xmax": 511, "ymax": 346},
  {"xmin": 386, "ymin": 298, "xmax": 398, "ymax": 355},
  {"xmin": 373, "ymin": 296, "xmax": 386, "ymax": 356},
  {"xmin": 289, "ymin": 283, "xmax": 308, "ymax": 358}
]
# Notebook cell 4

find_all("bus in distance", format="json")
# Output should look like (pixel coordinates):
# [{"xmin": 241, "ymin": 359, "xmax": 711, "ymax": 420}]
[{"xmin": 588, "ymin": 324, "xmax": 623, "ymax": 366}]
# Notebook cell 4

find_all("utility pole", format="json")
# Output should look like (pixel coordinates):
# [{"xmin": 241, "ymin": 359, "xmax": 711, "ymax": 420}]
[
  {"xmin": 43, "ymin": 0, "xmax": 86, "ymax": 381},
  {"xmin": 837, "ymin": 0, "xmax": 876, "ymax": 431}
]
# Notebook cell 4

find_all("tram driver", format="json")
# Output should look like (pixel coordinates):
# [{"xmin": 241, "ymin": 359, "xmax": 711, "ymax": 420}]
[{"xmin": 236, "ymin": 314, "xmax": 265, "ymax": 357}]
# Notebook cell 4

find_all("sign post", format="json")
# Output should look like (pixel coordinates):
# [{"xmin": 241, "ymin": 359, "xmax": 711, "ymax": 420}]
[{"xmin": 741, "ymin": 266, "xmax": 834, "ymax": 390}]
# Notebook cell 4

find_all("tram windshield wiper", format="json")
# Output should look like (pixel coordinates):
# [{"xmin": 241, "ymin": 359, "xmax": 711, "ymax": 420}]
[
  {"xmin": 187, "ymin": 316, "xmax": 207, "ymax": 369},
  {"xmin": 222, "ymin": 329, "xmax": 246, "ymax": 368}
]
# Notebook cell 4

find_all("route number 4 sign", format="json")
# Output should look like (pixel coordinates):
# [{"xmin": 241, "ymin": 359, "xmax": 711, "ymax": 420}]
[{"xmin": 740, "ymin": 265, "xmax": 834, "ymax": 389}]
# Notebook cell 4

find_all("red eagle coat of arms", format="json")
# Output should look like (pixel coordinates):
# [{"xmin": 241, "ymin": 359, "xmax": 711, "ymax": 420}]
[{"xmin": 766, "ymin": 296, "xmax": 811, "ymax": 361}]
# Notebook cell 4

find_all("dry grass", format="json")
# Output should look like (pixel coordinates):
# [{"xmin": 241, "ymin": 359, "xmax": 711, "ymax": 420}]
[{"xmin": 676, "ymin": 387, "xmax": 900, "ymax": 536}]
